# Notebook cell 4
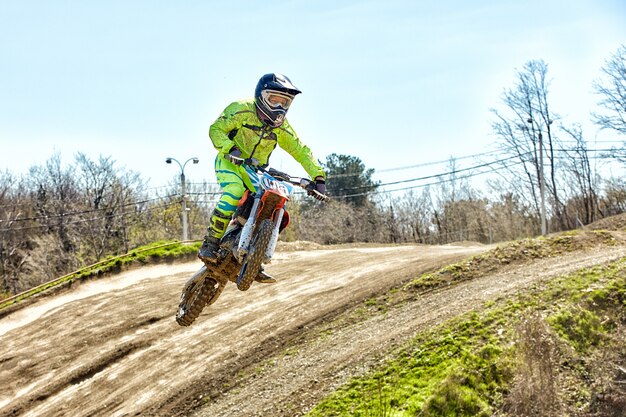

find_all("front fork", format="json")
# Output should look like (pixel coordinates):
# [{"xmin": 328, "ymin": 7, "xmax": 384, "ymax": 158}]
[
  {"xmin": 236, "ymin": 196, "xmax": 261, "ymax": 262},
  {"xmin": 236, "ymin": 193, "xmax": 284, "ymax": 263},
  {"xmin": 264, "ymin": 208, "xmax": 284, "ymax": 262}
]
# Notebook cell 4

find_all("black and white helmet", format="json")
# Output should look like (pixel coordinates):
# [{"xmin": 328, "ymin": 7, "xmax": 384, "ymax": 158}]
[{"xmin": 254, "ymin": 73, "xmax": 301, "ymax": 127}]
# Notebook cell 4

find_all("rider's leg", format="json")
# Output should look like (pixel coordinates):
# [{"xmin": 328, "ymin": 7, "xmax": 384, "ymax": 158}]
[
  {"xmin": 199, "ymin": 193, "xmax": 277, "ymax": 282},
  {"xmin": 197, "ymin": 208, "xmax": 231, "ymax": 262},
  {"xmin": 199, "ymin": 156, "xmax": 278, "ymax": 283},
  {"xmin": 198, "ymin": 157, "xmax": 247, "ymax": 262}
]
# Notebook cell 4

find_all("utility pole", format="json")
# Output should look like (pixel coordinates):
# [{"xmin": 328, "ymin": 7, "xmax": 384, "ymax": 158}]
[
  {"xmin": 166, "ymin": 157, "xmax": 199, "ymax": 241},
  {"xmin": 537, "ymin": 130, "xmax": 547, "ymax": 236},
  {"xmin": 527, "ymin": 118, "xmax": 548, "ymax": 235}
]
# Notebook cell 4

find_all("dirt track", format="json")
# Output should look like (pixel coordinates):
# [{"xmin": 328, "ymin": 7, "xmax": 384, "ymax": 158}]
[{"xmin": 1, "ymin": 242, "xmax": 625, "ymax": 417}]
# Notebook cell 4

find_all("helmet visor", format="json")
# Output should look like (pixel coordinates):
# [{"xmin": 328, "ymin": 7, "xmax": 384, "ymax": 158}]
[{"xmin": 261, "ymin": 90, "xmax": 293, "ymax": 110}]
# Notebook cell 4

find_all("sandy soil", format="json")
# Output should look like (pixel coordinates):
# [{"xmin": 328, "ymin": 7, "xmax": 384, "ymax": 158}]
[{"xmin": 1, "ymin": 242, "xmax": 624, "ymax": 417}]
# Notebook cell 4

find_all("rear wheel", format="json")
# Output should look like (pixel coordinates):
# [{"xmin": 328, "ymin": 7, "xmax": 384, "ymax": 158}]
[
  {"xmin": 176, "ymin": 266, "xmax": 220, "ymax": 326},
  {"xmin": 236, "ymin": 218, "xmax": 274, "ymax": 291}
]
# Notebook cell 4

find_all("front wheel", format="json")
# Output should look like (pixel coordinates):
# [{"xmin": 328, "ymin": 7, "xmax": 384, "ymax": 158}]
[
  {"xmin": 176, "ymin": 266, "xmax": 221, "ymax": 326},
  {"xmin": 236, "ymin": 218, "xmax": 274, "ymax": 291}
]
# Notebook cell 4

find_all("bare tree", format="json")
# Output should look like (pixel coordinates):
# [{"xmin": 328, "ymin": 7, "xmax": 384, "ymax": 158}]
[
  {"xmin": 491, "ymin": 60, "xmax": 565, "ymax": 232},
  {"xmin": 27, "ymin": 154, "xmax": 81, "ymax": 259},
  {"xmin": 598, "ymin": 177, "xmax": 626, "ymax": 217},
  {"xmin": 151, "ymin": 176, "xmax": 194, "ymax": 242},
  {"xmin": 486, "ymin": 185, "xmax": 537, "ymax": 241},
  {"xmin": 441, "ymin": 199, "xmax": 490, "ymax": 243},
  {"xmin": 296, "ymin": 198, "xmax": 388, "ymax": 244},
  {"xmin": 559, "ymin": 125, "xmax": 599, "ymax": 227},
  {"xmin": 0, "ymin": 172, "xmax": 31, "ymax": 295},
  {"xmin": 75, "ymin": 153, "xmax": 147, "ymax": 259},
  {"xmin": 390, "ymin": 188, "xmax": 435, "ymax": 244},
  {"xmin": 429, "ymin": 157, "xmax": 486, "ymax": 243},
  {"xmin": 19, "ymin": 234, "xmax": 72, "ymax": 291},
  {"xmin": 593, "ymin": 44, "xmax": 626, "ymax": 135},
  {"xmin": 182, "ymin": 180, "xmax": 220, "ymax": 241}
]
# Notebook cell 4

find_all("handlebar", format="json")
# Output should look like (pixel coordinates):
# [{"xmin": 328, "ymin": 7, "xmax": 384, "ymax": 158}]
[
  {"xmin": 268, "ymin": 167, "xmax": 330, "ymax": 202},
  {"xmin": 224, "ymin": 154, "xmax": 329, "ymax": 202}
]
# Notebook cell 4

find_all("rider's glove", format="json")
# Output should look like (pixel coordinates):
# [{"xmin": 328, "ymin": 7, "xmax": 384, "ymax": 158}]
[
  {"xmin": 315, "ymin": 179, "xmax": 326, "ymax": 195},
  {"xmin": 226, "ymin": 146, "xmax": 261, "ymax": 167},
  {"xmin": 226, "ymin": 147, "xmax": 245, "ymax": 166},
  {"xmin": 308, "ymin": 178, "xmax": 326, "ymax": 201},
  {"xmin": 229, "ymin": 146, "xmax": 242, "ymax": 158}
]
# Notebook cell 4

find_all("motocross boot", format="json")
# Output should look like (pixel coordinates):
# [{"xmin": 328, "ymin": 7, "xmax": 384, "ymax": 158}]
[
  {"xmin": 255, "ymin": 267, "xmax": 277, "ymax": 284},
  {"xmin": 198, "ymin": 235, "xmax": 220, "ymax": 263},
  {"xmin": 198, "ymin": 209, "xmax": 231, "ymax": 263}
]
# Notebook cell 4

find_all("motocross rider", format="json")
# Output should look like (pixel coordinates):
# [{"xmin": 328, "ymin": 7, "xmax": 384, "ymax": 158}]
[{"xmin": 198, "ymin": 73, "xmax": 327, "ymax": 283}]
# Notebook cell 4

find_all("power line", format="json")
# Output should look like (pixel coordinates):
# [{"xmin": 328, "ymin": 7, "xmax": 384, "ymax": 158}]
[
  {"xmin": 323, "ymin": 150, "xmax": 502, "ymax": 179},
  {"xmin": 0, "ymin": 200, "xmax": 181, "ymax": 232},
  {"xmin": 335, "ymin": 154, "xmax": 526, "ymax": 193},
  {"xmin": 334, "ymin": 160, "xmax": 527, "ymax": 199},
  {"xmin": 329, "ymin": 148, "xmax": 626, "ymax": 200},
  {"xmin": 145, "ymin": 146, "xmax": 625, "ymax": 189},
  {"xmin": 0, "ymin": 194, "xmax": 178, "ymax": 224},
  {"xmin": 344, "ymin": 152, "xmax": 625, "ymax": 199},
  {"xmin": 1, "ymin": 147, "xmax": 624, "ymax": 223},
  {"xmin": 374, "ymin": 150, "xmax": 503, "ymax": 173}
]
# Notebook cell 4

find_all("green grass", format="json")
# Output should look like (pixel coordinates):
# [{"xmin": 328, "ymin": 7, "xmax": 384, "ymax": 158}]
[
  {"xmin": 405, "ymin": 229, "xmax": 622, "ymax": 292},
  {"xmin": 306, "ymin": 245, "xmax": 626, "ymax": 416},
  {"xmin": 0, "ymin": 240, "xmax": 201, "ymax": 311}
]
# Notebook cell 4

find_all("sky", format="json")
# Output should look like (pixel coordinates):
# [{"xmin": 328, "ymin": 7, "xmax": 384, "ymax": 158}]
[{"xmin": 1, "ymin": 0, "xmax": 625, "ymax": 194}]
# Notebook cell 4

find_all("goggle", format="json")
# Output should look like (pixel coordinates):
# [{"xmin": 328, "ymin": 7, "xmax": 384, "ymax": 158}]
[{"xmin": 261, "ymin": 90, "xmax": 293, "ymax": 109}]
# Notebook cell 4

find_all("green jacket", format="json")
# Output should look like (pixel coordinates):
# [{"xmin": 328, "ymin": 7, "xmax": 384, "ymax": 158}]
[{"xmin": 209, "ymin": 100, "xmax": 326, "ymax": 180}]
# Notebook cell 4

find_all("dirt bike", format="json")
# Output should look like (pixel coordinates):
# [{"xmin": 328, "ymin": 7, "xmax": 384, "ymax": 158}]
[{"xmin": 175, "ymin": 158, "xmax": 328, "ymax": 326}]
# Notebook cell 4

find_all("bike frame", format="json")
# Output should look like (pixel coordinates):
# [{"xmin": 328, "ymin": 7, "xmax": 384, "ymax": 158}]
[
  {"xmin": 176, "ymin": 162, "xmax": 327, "ymax": 325},
  {"xmin": 236, "ymin": 168, "xmax": 296, "ymax": 263}
]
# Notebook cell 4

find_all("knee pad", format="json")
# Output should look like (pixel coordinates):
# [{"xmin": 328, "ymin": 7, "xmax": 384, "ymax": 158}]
[{"xmin": 209, "ymin": 209, "xmax": 231, "ymax": 238}]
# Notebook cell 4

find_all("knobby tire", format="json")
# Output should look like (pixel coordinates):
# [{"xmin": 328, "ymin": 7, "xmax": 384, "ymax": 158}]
[
  {"xmin": 236, "ymin": 218, "xmax": 274, "ymax": 291},
  {"xmin": 176, "ymin": 267, "xmax": 220, "ymax": 326}
]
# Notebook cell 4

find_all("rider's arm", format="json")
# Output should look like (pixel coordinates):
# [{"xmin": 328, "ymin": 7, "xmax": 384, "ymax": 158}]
[
  {"xmin": 277, "ymin": 122, "xmax": 326, "ymax": 180},
  {"xmin": 209, "ymin": 102, "xmax": 247, "ymax": 154}
]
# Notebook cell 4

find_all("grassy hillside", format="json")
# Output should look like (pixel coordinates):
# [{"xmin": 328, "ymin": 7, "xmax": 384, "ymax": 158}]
[
  {"xmin": 306, "ymin": 230, "xmax": 626, "ymax": 417},
  {"xmin": 0, "ymin": 240, "xmax": 201, "ymax": 313}
]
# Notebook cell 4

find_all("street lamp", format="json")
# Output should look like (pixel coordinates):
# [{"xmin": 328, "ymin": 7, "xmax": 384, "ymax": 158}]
[
  {"xmin": 526, "ymin": 118, "xmax": 549, "ymax": 235},
  {"xmin": 166, "ymin": 156, "xmax": 199, "ymax": 241}
]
